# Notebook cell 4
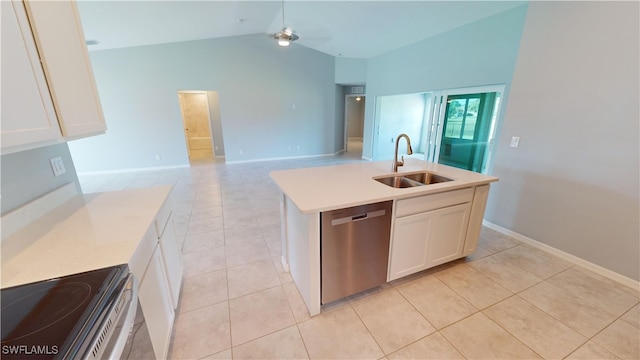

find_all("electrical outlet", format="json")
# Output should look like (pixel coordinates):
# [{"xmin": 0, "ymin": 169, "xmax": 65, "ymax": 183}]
[
  {"xmin": 510, "ymin": 136, "xmax": 520, "ymax": 148},
  {"xmin": 49, "ymin": 156, "xmax": 66, "ymax": 176}
]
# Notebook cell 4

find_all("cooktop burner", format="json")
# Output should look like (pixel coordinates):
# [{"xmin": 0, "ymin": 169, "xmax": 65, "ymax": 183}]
[{"xmin": 1, "ymin": 265, "xmax": 129, "ymax": 359}]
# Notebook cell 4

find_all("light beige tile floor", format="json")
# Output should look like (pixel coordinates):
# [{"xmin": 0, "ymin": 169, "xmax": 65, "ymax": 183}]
[{"xmin": 79, "ymin": 155, "xmax": 640, "ymax": 360}]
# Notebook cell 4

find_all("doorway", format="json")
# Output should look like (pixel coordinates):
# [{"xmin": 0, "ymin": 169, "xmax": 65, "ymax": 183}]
[
  {"xmin": 437, "ymin": 92, "xmax": 498, "ymax": 172},
  {"xmin": 345, "ymin": 95, "xmax": 365, "ymax": 156},
  {"xmin": 178, "ymin": 91, "xmax": 214, "ymax": 160},
  {"xmin": 373, "ymin": 92, "xmax": 432, "ymax": 161},
  {"xmin": 426, "ymin": 86, "xmax": 503, "ymax": 174},
  {"xmin": 373, "ymin": 85, "xmax": 504, "ymax": 174}
]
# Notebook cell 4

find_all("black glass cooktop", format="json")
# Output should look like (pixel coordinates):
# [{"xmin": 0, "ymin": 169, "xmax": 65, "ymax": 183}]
[{"xmin": 1, "ymin": 265, "xmax": 128, "ymax": 360}]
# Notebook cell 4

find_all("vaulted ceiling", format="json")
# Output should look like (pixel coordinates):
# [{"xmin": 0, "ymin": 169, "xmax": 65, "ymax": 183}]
[{"xmin": 78, "ymin": 1, "xmax": 526, "ymax": 58}]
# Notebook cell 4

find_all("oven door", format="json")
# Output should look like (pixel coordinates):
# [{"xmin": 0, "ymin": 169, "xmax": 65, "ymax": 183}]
[{"xmin": 84, "ymin": 275, "xmax": 154, "ymax": 360}]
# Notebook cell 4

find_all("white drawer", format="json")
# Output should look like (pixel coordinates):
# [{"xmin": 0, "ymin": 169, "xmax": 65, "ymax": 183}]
[
  {"xmin": 395, "ymin": 187, "xmax": 474, "ymax": 217},
  {"xmin": 129, "ymin": 225, "xmax": 158, "ymax": 280}
]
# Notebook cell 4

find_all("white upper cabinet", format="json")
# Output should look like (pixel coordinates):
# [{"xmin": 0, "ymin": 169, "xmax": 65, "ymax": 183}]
[
  {"xmin": 1, "ymin": 1, "xmax": 62, "ymax": 149},
  {"xmin": 1, "ymin": 0, "xmax": 106, "ymax": 154}
]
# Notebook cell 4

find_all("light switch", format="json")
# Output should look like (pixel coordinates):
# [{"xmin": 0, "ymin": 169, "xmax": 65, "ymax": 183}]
[
  {"xmin": 510, "ymin": 136, "xmax": 520, "ymax": 148},
  {"xmin": 49, "ymin": 156, "xmax": 66, "ymax": 176}
]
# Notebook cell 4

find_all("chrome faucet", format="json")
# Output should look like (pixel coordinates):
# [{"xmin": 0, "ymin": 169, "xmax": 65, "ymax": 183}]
[{"xmin": 393, "ymin": 134, "xmax": 413, "ymax": 172}]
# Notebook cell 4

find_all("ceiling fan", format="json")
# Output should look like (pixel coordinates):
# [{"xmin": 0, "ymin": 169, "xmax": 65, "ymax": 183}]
[{"xmin": 272, "ymin": 0, "xmax": 299, "ymax": 47}]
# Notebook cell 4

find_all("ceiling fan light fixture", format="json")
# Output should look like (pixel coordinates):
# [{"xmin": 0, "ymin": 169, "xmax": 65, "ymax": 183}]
[
  {"xmin": 274, "ymin": 30, "xmax": 299, "ymax": 47},
  {"xmin": 273, "ymin": 0, "xmax": 298, "ymax": 47},
  {"xmin": 278, "ymin": 37, "xmax": 290, "ymax": 47}
]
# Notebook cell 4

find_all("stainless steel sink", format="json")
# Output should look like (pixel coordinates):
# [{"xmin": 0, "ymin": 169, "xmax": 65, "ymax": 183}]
[
  {"xmin": 374, "ymin": 171, "xmax": 453, "ymax": 188},
  {"xmin": 402, "ymin": 172, "xmax": 453, "ymax": 185}
]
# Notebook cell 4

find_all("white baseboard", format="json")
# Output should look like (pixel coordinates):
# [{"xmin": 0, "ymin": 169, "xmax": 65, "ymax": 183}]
[
  {"xmin": 225, "ymin": 152, "xmax": 342, "ymax": 164},
  {"xmin": 483, "ymin": 220, "xmax": 639, "ymax": 291},
  {"xmin": 77, "ymin": 164, "xmax": 190, "ymax": 176}
]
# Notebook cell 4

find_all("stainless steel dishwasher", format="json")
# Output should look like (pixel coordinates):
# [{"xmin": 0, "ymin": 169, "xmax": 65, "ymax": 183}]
[{"xmin": 321, "ymin": 200, "xmax": 393, "ymax": 304}]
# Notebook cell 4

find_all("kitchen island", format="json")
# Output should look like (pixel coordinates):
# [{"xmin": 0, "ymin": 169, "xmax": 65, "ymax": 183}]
[{"xmin": 270, "ymin": 158, "xmax": 498, "ymax": 316}]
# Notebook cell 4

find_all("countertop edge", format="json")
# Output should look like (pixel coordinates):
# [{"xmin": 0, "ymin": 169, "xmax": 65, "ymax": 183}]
[
  {"xmin": 1, "ymin": 186, "xmax": 173, "ymax": 288},
  {"xmin": 270, "ymin": 159, "xmax": 499, "ymax": 214}
]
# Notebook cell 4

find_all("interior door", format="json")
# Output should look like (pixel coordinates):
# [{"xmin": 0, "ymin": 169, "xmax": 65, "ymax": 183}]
[{"xmin": 178, "ymin": 92, "xmax": 214, "ymax": 160}]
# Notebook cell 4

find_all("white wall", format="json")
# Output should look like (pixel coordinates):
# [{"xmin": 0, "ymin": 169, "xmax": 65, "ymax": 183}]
[
  {"xmin": 69, "ymin": 34, "xmax": 338, "ymax": 171},
  {"xmin": 375, "ymin": 94, "xmax": 426, "ymax": 160},
  {"xmin": 363, "ymin": 5, "xmax": 528, "ymax": 160},
  {"xmin": 486, "ymin": 1, "xmax": 640, "ymax": 280}
]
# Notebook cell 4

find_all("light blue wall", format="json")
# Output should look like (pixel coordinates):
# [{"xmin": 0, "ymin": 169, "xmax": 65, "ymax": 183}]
[
  {"xmin": 1, "ymin": 143, "xmax": 81, "ymax": 214},
  {"xmin": 486, "ymin": 1, "xmax": 640, "ymax": 280},
  {"xmin": 335, "ymin": 57, "xmax": 367, "ymax": 85},
  {"xmin": 362, "ymin": 5, "xmax": 528, "ymax": 159},
  {"xmin": 206, "ymin": 91, "xmax": 225, "ymax": 157},
  {"xmin": 69, "ymin": 34, "xmax": 338, "ymax": 171}
]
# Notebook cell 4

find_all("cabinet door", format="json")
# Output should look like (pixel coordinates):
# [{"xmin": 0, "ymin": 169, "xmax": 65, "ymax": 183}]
[
  {"xmin": 424, "ymin": 203, "xmax": 471, "ymax": 267},
  {"xmin": 24, "ymin": 0, "xmax": 106, "ymax": 138},
  {"xmin": 138, "ymin": 247, "xmax": 174, "ymax": 360},
  {"xmin": 158, "ymin": 215, "xmax": 184, "ymax": 309},
  {"xmin": 463, "ymin": 185, "xmax": 490, "ymax": 256},
  {"xmin": 1, "ymin": 0, "xmax": 62, "ymax": 151},
  {"xmin": 389, "ymin": 211, "xmax": 433, "ymax": 281},
  {"xmin": 389, "ymin": 203, "xmax": 471, "ymax": 281}
]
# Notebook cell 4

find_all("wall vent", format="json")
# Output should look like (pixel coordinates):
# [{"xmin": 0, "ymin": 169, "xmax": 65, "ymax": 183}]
[{"xmin": 351, "ymin": 86, "xmax": 364, "ymax": 94}]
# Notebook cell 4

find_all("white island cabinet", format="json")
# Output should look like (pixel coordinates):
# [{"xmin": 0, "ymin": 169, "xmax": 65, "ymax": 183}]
[
  {"xmin": 1, "ymin": 0, "xmax": 106, "ymax": 154},
  {"xmin": 389, "ymin": 188, "xmax": 473, "ymax": 281},
  {"xmin": 270, "ymin": 159, "xmax": 498, "ymax": 316}
]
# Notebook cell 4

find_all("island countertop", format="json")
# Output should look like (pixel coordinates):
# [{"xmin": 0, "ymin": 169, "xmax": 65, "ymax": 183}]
[
  {"xmin": 1, "ymin": 186, "xmax": 172, "ymax": 289},
  {"xmin": 269, "ymin": 158, "xmax": 498, "ymax": 214}
]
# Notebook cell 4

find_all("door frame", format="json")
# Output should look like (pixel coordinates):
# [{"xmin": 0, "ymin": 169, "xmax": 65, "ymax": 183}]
[
  {"xmin": 177, "ymin": 90, "xmax": 215, "ymax": 159},
  {"xmin": 343, "ymin": 94, "xmax": 365, "ymax": 154},
  {"xmin": 426, "ymin": 84, "xmax": 505, "ymax": 174}
]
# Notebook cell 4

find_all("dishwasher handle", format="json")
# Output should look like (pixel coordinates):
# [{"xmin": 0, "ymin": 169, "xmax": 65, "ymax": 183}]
[{"xmin": 330, "ymin": 209, "xmax": 387, "ymax": 226}]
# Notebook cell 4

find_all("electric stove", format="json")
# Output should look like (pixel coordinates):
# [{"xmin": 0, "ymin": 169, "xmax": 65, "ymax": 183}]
[{"xmin": 1, "ymin": 265, "xmax": 130, "ymax": 359}]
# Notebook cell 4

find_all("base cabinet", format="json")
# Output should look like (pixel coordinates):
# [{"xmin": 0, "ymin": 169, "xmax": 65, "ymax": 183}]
[
  {"xmin": 138, "ymin": 247, "xmax": 174, "ymax": 360},
  {"xmin": 130, "ymin": 202, "xmax": 183, "ymax": 359},
  {"xmin": 389, "ymin": 202, "xmax": 471, "ymax": 281},
  {"xmin": 158, "ymin": 213, "xmax": 184, "ymax": 309},
  {"xmin": 463, "ymin": 185, "xmax": 490, "ymax": 256}
]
